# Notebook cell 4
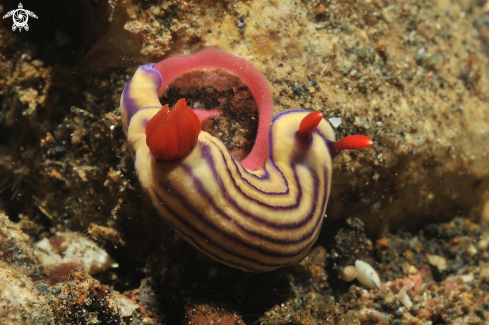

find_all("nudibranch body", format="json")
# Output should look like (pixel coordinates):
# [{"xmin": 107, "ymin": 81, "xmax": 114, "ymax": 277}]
[{"xmin": 121, "ymin": 49, "xmax": 372, "ymax": 272}]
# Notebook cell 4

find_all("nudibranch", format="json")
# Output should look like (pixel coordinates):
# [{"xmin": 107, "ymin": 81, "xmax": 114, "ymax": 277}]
[{"xmin": 121, "ymin": 49, "xmax": 372, "ymax": 272}]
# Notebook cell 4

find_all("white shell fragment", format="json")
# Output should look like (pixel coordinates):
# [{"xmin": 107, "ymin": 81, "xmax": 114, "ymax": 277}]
[
  {"xmin": 355, "ymin": 259, "xmax": 381, "ymax": 289},
  {"xmin": 426, "ymin": 254, "xmax": 447, "ymax": 272},
  {"xmin": 34, "ymin": 231, "xmax": 118, "ymax": 275},
  {"xmin": 0, "ymin": 263, "xmax": 54, "ymax": 324},
  {"xmin": 397, "ymin": 289, "xmax": 413, "ymax": 310},
  {"xmin": 328, "ymin": 117, "xmax": 342, "ymax": 128},
  {"xmin": 111, "ymin": 290, "xmax": 139, "ymax": 317},
  {"xmin": 359, "ymin": 307, "xmax": 390, "ymax": 321}
]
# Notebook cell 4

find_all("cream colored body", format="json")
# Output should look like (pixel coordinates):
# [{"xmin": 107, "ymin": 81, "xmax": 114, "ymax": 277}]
[{"xmin": 122, "ymin": 65, "xmax": 336, "ymax": 271}]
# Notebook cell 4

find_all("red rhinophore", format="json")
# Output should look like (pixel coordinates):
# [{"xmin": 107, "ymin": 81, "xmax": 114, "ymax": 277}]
[
  {"xmin": 146, "ymin": 98, "xmax": 201, "ymax": 161},
  {"xmin": 297, "ymin": 111, "xmax": 324, "ymax": 138},
  {"xmin": 153, "ymin": 49, "xmax": 273, "ymax": 171},
  {"xmin": 334, "ymin": 135, "xmax": 373, "ymax": 151}
]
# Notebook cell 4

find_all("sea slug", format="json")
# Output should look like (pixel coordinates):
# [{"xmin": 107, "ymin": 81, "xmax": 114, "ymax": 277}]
[{"xmin": 121, "ymin": 49, "xmax": 372, "ymax": 272}]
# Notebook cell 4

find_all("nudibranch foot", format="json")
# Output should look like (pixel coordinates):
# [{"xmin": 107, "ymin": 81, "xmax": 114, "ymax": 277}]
[{"xmin": 121, "ymin": 49, "xmax": 372, "ymax": 272}]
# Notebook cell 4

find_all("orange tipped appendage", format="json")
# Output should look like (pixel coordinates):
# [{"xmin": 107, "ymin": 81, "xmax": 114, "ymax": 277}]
[
  {"xmin": 334, "ymin": 135, "xmax": 373, "ymax": 152},
  {"xmin": 297, "ymin": 111, "xmax": 324, "ymax": 138},
  {"xmin": 145, "ymin": 98, "xmax": 201, "ymax": 161}
]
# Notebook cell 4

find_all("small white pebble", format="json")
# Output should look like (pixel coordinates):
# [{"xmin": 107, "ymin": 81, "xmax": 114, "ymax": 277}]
[
  {"xmin": 460, "ymin": 273, "xmax": 474, "ymax": 283},
  {"xmin": 426, "ymin": 254, "xmax": 447, "ymax": 271},
  {"xmin": 149, "ymin": 5, "xmax": 161, "ymax": 16},
  {"xmin": 355, "ymin": 260, "xmax": 381, "ymax": 289},
  {"xmin": 478, "ymin": 239, "xmax": 488, "ymax": 251},
  {"xmin": 339, "ymin": 265, "xmax": 357, "ymax": 282},
  {"xmin": 329, "ymin": 117, "xmax": 342, "ymax": 128},
  {"xmin": 466, "ymin": 244, "xmax": 477, "ymax": 256},
  {"xmin": 408, "ymin": 265, "xmax": 418, "ymax": 275}
]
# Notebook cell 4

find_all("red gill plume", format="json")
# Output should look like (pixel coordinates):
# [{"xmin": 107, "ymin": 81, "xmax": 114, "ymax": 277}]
[{"xmin": 145, "ymin": 98, "xmax": 201, "ymax": 161}]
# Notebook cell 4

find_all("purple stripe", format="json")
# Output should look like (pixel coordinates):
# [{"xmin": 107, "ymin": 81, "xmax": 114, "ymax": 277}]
[
  {"xmin": 160, "ymin": 214, "xmax": 261, "ymax": 272},
  {"xmin": 204, "ymin": 109, "xmax": 332, "ymax": 196},
  {"xmin": 326, "ymin": 137, "xmax": 339, "ymax": 158},
  {"xmin": 277, "ymin": 109, "xmax": 338, "ymax": 158},
  {"xmin": 197, "ymin": 144, "xmax": 309, "ymax": 226},
  {"xmin": 167, "ymin": 157, "xmax": 326, "ymax": 235},
  {"xmin": 204, "ymin": 140, "xmax": 291, "ymax": 201},
  {"xmin": 208, "ymin": 137, "xmax": 289, "ymax": 195},
  {"xmin": 156, "ymin": 175, "xmax": 322, "ymax": 256},
  {"xmin": 223, "ymin": 167, "xmax": 328, "ymax": 245},
  {"xmin": 140, "ymin": 63, "xmax": 158, "ymax": 73},
  {"xmin": 153, "ymin": 189, "xmax": 284, "ymax": 270},
  {"xmin": 201, "ymin": 124, "xmax": 333, "ymax": 214},
  {"xmin": 243, "ymin": 167, "xmax": 270, "ymax": 180},
  {"xmin": 127, "ymin": 108, "xmax": 161, "ymax": 158},
  {"xmin": 154, "ymin": 184, "xmax": 302, "ymax": 259},
  {"xmin": 315, "ymin": 128, "xmax": 337, "ymax": 158},
  {"xmin": 152, "ymin": 165, "xmax": 328, "ymax": 267},
  {"xmin": 122, "ymin": 80, "xmax": 136, "ymax": 122},
  {"xmin": 122, "ymin": 63, "xmax": 161, "ymax": 124},
  {"xmin": 232, "ymin": 155, "xmax": 271, "ymax": 181},
  {"xmin": 128, "ymin": 155, "xmax": 266, "ymax": 271}
]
